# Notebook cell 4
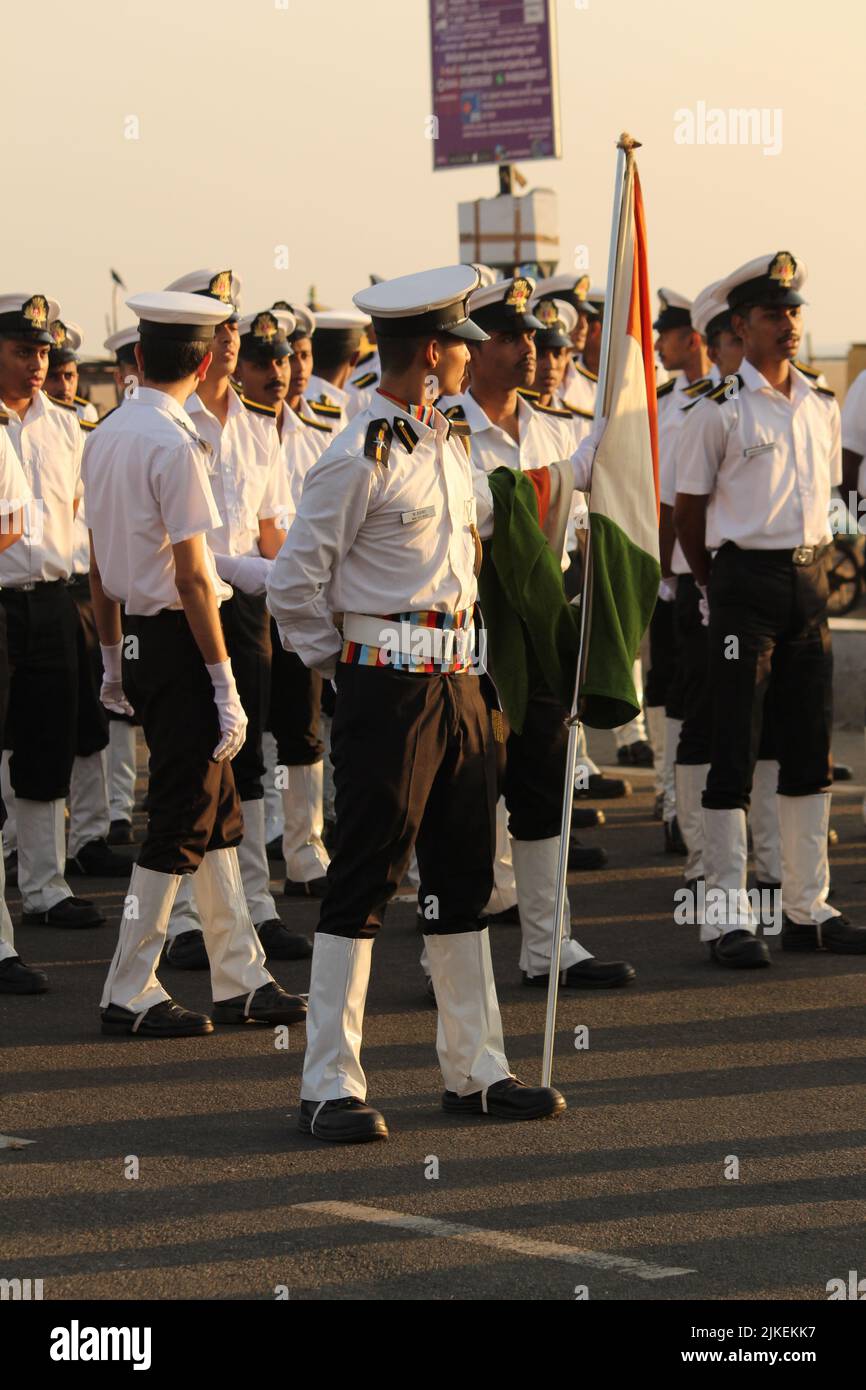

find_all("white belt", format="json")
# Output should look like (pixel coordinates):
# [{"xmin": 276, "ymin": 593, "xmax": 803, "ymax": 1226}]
[{"xmin": 342, "ymin": 612, "xmax": 474, "ymax": 667}]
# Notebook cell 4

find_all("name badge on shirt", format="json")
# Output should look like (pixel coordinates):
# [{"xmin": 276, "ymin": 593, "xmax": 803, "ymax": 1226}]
[
  {"xmin": 743, "ymin": 442, "xmax": 777, "ymax": 459},
  {"xmin": 401, "ymin": 506, "xmax": 435, "ymax": 525}
]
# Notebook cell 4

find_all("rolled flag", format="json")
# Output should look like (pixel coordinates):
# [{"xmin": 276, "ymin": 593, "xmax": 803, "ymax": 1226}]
[{"xmin": 579, "ymin": 138, "xmax": 660, "ymax": 728}]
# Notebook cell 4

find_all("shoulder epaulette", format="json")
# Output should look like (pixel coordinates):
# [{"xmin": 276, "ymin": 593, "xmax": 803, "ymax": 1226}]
[
  {"xmin": 815, "ymin": 384, "xmax": 835, "ymax": 398},
  {"xmin": 240, "ymin": 395, "xmax": 277, "ymax": 418},
  {"xmin": 309, "ymin": 401, "xmax": 342, "ymax": 419},
  {"xmin": 297, "ymin": 411, "xmax": 332, "ymax": 433},
  {"xmin": 0, "ymin": 411, "xmax": 9, "ymax": 426},
  {"xmin": 351, "ymin": 371, "xmax": 378, "ymax": 390},
  {"xmin": 78, "ymin": 418, "xmax": 96, "ymax": 432},
  {"xmin": 442, "ymin": 403, "xmax": 468, "ymax": 424},
  {"xmin": 364, "ymin": 418, "xmax": 392, "ymax": 467},
  {"xmin": 574, "ymin": 361, "xmax": 598, "ymax": 383},
  {"xmin": 447, "ymin": 418, "xmax": 471, "ymax": 438},
  {"xmin": 518, "ymin": 387, "xmax": 540, "ymax": 400},
  {"xmin": 683, "ymin": 376, "xmax": 714, "ymax": 398},
  {"xmin": 656, "ymin": 379, "xmax": 676, "ymax": 399},
  {"xmin": 794, "ymin": 359, "xmax": 820, "ymax": 380},
  {"xmin": 74, "ymin": 395, "xmax": 91, "ymax": 408},
  {"xmin": 392, "ymin": 417, "xmax": 418, "ymax": 454},
  {"xmin": 561, "ymin": 400, "xmax": 594, "ymax": 420},
  {"xmin": 357, "ymin": 349, "xmax": 377, "ymax": 368},
  {"xmin": 46, "ymin": 393, "xmax": 77, "ymax": 412},
  {"xmin": 529, "ymin": 398, "xmax": 573, "ymax": 419},
  {"xmin": 707, "ymin": 374, "xmax": 744, "ymax": 403}
]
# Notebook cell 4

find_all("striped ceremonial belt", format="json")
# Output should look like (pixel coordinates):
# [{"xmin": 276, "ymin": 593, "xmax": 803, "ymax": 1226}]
[{"xmin": 341, "ymin": 609, "xmax": 474, "ymax": 673}]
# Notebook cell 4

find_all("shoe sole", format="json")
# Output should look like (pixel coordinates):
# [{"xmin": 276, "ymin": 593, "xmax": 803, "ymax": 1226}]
[
  {"xmin": 213, "ymin": 1008, "xmax": 307, "ymax": 1026},
  {"xmin": 297, "ymin": 1117, "xmax": 388, "ymax": 1143},
  {"xmin": 100, "ymin": 1020, "xmax": 214, "ymax": 1036},
  {"xmin": 442, "ymin": 1097, "xmax": 566, "ymax": 1121}
]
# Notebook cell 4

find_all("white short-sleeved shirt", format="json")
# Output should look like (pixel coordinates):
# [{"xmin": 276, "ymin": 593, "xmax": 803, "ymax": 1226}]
[
  {"xmin": 82, "ymin": 388, "xmax": 230, "ymax": 616},
  {"xmin": 561, "ymin": 358, "xmax": 598, "ymax": 415},
  {"xmin": 0, "ymin": 425, "xmax": 34, "ymax": 560},
  {"xmin": 245, "ymin": 398, "xmax": 337, "ymax": 531},
  {"xmin": 266, "ymin": 395, "xmax": 482, "ymax": 673},
  {"xmin": 305, "ymin": 374, "xmax": 350, "ymax": 433},
  {"xmin": 676, "ymin": 359, "xmax": 842, "ymax": 552},
  {"xmin": 185, "ymin": 388, "xmax": 284, "ymax": 558},
  {"xmin": 437, "ymin": 389, "xmax": 575, "ymax": 475},
  {"xmin": 0, "ymin": 391, "xmax": 83, "ymax": 587},
  {"xmin": 841, "ymin": 369, "xmax": 866, "ymax": 495}
]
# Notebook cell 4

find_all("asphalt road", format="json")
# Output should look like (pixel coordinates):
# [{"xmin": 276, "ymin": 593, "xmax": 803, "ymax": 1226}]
[{"xmin": 2, "ymin": 731, "xmax": 866, "ymax": 1302}]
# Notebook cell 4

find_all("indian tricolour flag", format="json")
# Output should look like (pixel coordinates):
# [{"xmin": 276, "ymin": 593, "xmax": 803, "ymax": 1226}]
[{"xmin": 579, "ymin": 138, "xmax": 660, "ymax": 729}]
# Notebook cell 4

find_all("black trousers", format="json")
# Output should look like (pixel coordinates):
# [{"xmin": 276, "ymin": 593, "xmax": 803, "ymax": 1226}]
[
  {"xmin": 0, "ymin": 604, "xmax": 8, "ymax": 830},
  {"xmin": 703, "ymin": 544, "xmax": 833, "ymax": 811},
  {"xmin": 268, "ymin": 620, "xmax": 324, "ymax": 765},
  {"xmin": 0, "ymin": 582, "xmax": 79, "ymax": 800},
  {"xmin": 320, "ymin": 664, "xmax": 497, "ymax": 939},
  {"xmin": 673, "ymin": 575, "xmax": 713, "ymax": 765},
  {"xmin": 646, "ymin": 597, "xmax": 679, "ymax": 711},
  {"xmin": 503, "ymin": 691, "xmax": 568, "ymax": 841},
  {"xmin": 218, "ymin": 590, "xmax": 271, "ymax": 802},
  {"xmin": 69, "ymin": 575, "xmax": 110, "ymax": 758},
  {"xmin": 123, "ymin": 611, "xmax": 243, "ymax": 874}
]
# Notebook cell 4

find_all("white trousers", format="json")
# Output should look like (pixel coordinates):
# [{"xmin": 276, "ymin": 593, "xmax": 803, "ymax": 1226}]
[
  {"xmin": 513, "ymin": 836, "xmax": 592, "ymax": 976},
  {"xmin": 68, "ymin": 750, "xmax": 110, "ymax": 857},
  {"xmin": 17, "ymin": 799, "xmax": 72, "ymax": 914},
  {"xmin": 0, "ymin": 828, "xmax": 16, "ymax": 962},
  {"xmin": 108, "ymin": 721, "xmax": 138, "ymax": 824}
]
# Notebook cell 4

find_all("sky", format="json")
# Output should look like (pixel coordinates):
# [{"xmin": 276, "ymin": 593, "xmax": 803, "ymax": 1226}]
[{"xmin": 3, "ymin": 0, "xmax": 864, "ymax": 356}]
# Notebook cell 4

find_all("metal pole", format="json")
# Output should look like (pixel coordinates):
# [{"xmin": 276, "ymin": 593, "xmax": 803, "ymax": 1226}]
[{"xmin": 540, "ymin": 138, "xmax": 634, "ymax": 1088}]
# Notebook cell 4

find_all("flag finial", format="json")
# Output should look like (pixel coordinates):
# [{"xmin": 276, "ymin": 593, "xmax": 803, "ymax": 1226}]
[{"xmin": 617, "ymin": 132, "xmax": 642, "ymax": 151}]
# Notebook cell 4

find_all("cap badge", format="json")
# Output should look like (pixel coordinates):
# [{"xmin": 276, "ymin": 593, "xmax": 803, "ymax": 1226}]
[
  {"xmin": 573, "ymin": 275, "xmax": 590, "ymax": 300},
  {"xmin": 769, "ymin": 252, "xmax": 796, "ymax": 289},
  {"xmin": 49, "ymin": 319, "xmax": 68, "ymax": 347},
  {"xmin": 506, "ymin": 278, "xmax": 531, "ymax": 312},
  {"xmin": 208, "ymin": 270, "xmax": 234, "ymax": 303},
  {"xmin": 537, "ymin": 301, "xmax": 559, "ymax": 327},
  {"xmin": 23, "ymin": 295, "xmax": 49, "ymax": 330},
  {"xmin": 251, "ymin": 311, "xmax": 278, "ymax": 341}
]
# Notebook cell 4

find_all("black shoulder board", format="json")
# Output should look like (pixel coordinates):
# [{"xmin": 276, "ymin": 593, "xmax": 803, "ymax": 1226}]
[
  {"xmin": 518, "ymin": 387, "xmax": 540, "ymax": 400},
  {"xmin": 816, "ymin": 384, "xmax": 835, "ymax": 398},
  {"xmin": 298, "ymin": 412, "xmax": 332, "ymax": 433},
  {"xmin": 574, "ymin": 361, "xmax": 599, "ymax": 383},
  {"xmin": 561, "ymin": 399, "xmax": 594, "ymax": 420},
  {"xmin": 0, "ymin": 411, "xmax": 9, "ymax": 426},
  {"xmin": 392, "ymin": 417, "xmax": 418, "ymax": 453},
  {"xmin": 364, "ymin": 418, "xmax": 392, "ymax": 467},
  {"xmin": 530, "ymin": 399, "xmax": 572, "ymax": 419},
  {"xmin": 656, "ymin": 378, "xmax": 676, "ymax": 399},
  {"xmin": 46, "ymin": 393, "xmax": 77, "ymax": 412},
  {"xmin": 352, "ymin": 371, "xmax": 378, "ymax": 390},
  {"xmin": 707, "ymin": 374, "xmax": 744, "ymax": 403},
  {"xmin": 79, "ymin": 417, "xmax": 96, "ymax": 432},
  {"xmin": 241, "ymin": 395, "xmax": 276, "ymax": 417},
  {"xmin": 74, "ymin": 394, "xmax": 91, "ymax": 408},
  {"xmin": 683, "ymin": 376, "xmax": 713, "ymax": 398},
  {"xmin": 442, "ymin": 403, "xmax": 467, "ymax": 422},
  {"xmin": 794, "ymin": 358, "xmax": 820, "ymax": 380},
  {"xmin": 309, "ymin": 401, "xmax": 342, "ymax": 418},
  {"xmin": 357, "ymin": 349, "xmax": 376, "ymax": 367}
]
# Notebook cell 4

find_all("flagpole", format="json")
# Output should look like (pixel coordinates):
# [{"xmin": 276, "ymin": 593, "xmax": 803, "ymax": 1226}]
[{"xmin": 540, "ymin": 133, "xmax": 640, "ymax": 1089}]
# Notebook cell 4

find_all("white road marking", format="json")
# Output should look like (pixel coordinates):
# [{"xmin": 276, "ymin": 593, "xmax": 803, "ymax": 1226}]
[
  {"xmin": 293, "ymin": 1200, "xmax": 696, "ymax": 1282},
  {"xmin": 0, "ymin": 1134, "xmax": 35, "ymax": 1149}
]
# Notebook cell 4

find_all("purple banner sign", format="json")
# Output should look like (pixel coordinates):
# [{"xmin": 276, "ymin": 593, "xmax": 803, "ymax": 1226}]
[{"xmin": 430, "ymin": 0, "xmax": 561, "ymax": 170}]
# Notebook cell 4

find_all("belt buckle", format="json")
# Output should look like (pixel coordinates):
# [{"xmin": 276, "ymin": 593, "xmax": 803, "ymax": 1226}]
[{"xmin": 792, "ymin": 546, "xmax": 813, "ymax": 566}]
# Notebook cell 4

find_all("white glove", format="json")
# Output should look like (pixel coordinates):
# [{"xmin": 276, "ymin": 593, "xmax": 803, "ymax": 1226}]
[
  {"xmin": 99, "ymin": 641, "xmax": 134, "ymax": 717},
  {"xmin": 697, "ymin": 584, "xmax": 710, "ymax": 627},
  {"xmin": 214, "ymin": 551, "xmax": 273, "ymax": 596},
  {"xmin": 658, "ymin": 576, "xmax": 678, "ymax": 603},
  {"xmin": 206, "ymin": 659, "xmax": 248, "ymax": 762}
]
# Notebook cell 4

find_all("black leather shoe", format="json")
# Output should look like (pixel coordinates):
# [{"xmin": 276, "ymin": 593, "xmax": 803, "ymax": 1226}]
[
  {"xmin": 266, "ymin": 835, "xmax": 284, "ymax": 861},
  {"xmin": 486, "ymin": 904, "xmax": 520, "ymax": 927},
  {"xmin": 524, "ymin": 959, "xmax": 636, "ymax": 989},
  {"xmin": 107, "ymin": 818, "xmax": 133, "ymax": 846},
  {"xmin": 665, "ymin": 816, "xmax": 688, "ymax": 855},
  {"xmin": 164, "ymin": 929, "xmax": 209, "ymax": 970},
  {"xmin": 442, "ymin": 1077, "xmax": 565, "ymax": 1121},
  {"xmin": 568, "ymin": 839, "xmax": 608, "ymax": 871},
  {"xmin": 212, "ymin": 980, "xmax": 307, "ymax": 1025},
  {"xmin": 298, "ymin": 1097, "xmax": 388, "ymax": 1143},
  {"xmin": 782, "ymin": 913, "xmax": 866, "ymax": 954},
  {"xmin": 572, "ymin": 806, "xmax": 605, "ymax": 829},
  {"xmin": 22, "ymin": 897, "xmax": 105, "ymax": 928},
  {"xmin": 256, "ymin": 917, "xmax": 313, "ymax": 960},
  {"xmin": 0, "ymin": 956, "xmax": 48, "ymax": 994},
  {"xmin": 577, "ymin": 773, "xmax": 632, "ymax": 800},
  {"xmin": 284, "ymin": 875, "xmax": 327, "ymax": 899},
  {"xmin": 101, "ymin": 999, "xmax": 213, "ymax": 1036},
  {"xmin": 617, "ymin": 739, "xmax": 654, "ymax": 767},
  {"xmin": 709, "ymin": 929, "xmax": 770, "ymax": 968},
  {"xmin": 66, "ymin": 837, "xmax": 133, "ymax": 878}
]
